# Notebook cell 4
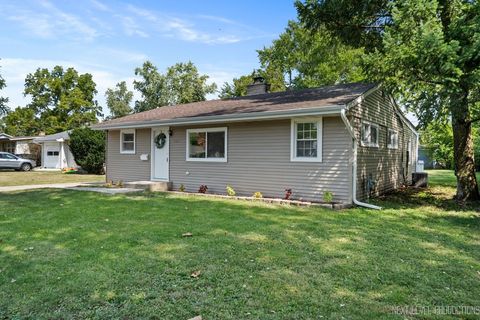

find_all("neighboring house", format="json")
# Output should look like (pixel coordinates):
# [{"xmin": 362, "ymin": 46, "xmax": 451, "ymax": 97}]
[
  {"xmin": 33, "ymin": 131, "xmax": 77, "ymax": 169},
  {"xmin": 0, "ymin": 133, "xmax": 41, "ymax": 164},
  {"xmin": 93, "ymin": 80, "xmax": 418, "ymax": 207}
]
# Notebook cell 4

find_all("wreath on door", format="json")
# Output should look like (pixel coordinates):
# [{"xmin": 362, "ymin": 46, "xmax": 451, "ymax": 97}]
[{"xmin": 154, "ymin": 132, "xmax": 167, "ymax": 149}]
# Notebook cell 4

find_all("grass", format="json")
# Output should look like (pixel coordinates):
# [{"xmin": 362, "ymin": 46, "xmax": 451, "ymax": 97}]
[
  {"xmin": 426, "ymin": 169, "xmax": 480, "ymax": 187},
  {"xmin": 0, "ymin": 170, "xmax": 479, "ymax": 319},
  {"xmin": 0, "ymin": 170, "xmax": 105, "ymax": 187}
]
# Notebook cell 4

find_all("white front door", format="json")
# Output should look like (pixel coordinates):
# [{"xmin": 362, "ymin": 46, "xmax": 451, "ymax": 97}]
[{"xmin": 152, "ymin": 127, "xmax": 169, "ymax": 181}]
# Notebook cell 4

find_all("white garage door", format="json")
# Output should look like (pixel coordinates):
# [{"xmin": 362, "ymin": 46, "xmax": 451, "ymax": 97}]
[{"xmin": 44, "ymin": 143, "xmax": 60, "ymax": 168}]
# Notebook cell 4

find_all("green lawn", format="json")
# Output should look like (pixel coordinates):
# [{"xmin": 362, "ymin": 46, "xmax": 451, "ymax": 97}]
[
  {"xmin": 0, "ymin": 170, "xmax": 105, "ymax": 187},
  {"xmin": 426, "ymin": 169, "xmax": 480, "ymax": 187},
  {"xmin": 0, "ymin": 170, "xmax": 479, "ymax": 319}
]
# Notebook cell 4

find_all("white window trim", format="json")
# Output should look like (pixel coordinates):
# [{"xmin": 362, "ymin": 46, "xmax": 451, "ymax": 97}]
[
  {"xmin": 387, "ymin": 129, "xmax": 399, "ymax": 149},
  {"xmin": 360, "ymin": 121, "xmax": 379, "ymax": 148},
  {"xmin": 186, "ymin": 127, "xmax": 228, "ymax": 162},
  {"xmin": 120, "ymin": 129, "xmax": 136, "ymax": 154},
  {"xmin": 290, "ymin": 117, "xmax": 323, "ymax": 162}
]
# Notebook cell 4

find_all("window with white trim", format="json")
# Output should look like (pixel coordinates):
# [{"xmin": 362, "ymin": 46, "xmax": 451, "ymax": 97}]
[
  {"xmin": 120, "ymin": 129, "xmax": 135, "ymax": 154},
  {"xmin": 387, "ymin": 129, "xmax": 399, "ymax": 149},
  {"xmin": 291, "ymin": 118, "xmax": 322, "ymax": 162},
  {"xmin": 361, "ymin": 122, "xmax": 379, "ymax": 147},
  {"xmin": 186, "ymin": 127, "xmax": 227, "ymax": 162}
]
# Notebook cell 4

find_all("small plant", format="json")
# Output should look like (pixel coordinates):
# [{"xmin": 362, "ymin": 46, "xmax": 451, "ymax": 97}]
[
  {"xmin": 323, "ymin": 191, "xmax": 334, "ymax": 203},
  {"xmin": 105, "ymin": 180, "xmax": 113, "ymax": 188},
  {"xmin": 117, "ymin": 180, "xmax": 124, "ymax": 187},
  {"xmin": 226, "ymin": 185, "xmax": 236, "ymax": 197},
  {"xmin": 284, "ymin": 188, "xmax": 293, "ymax": 200},
  {"xmin": 252, "ymin": 191, "xmax": 263, "ymax": 199},
  {"xmin": 179, "ymin": 184, "xmax": 185, "ymax": 192},
  {"xmin": 198, "ymin": 185, "xmax": 208, "ymax": 194}
]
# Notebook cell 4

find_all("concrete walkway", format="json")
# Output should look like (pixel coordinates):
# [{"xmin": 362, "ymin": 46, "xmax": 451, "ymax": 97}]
[
  {"xmin": 0, "ymin": 182, "xmax": 144, "ymax": 194},
  {"xmin": 0, "ymin": 182, "xmax": 92, "ymax": 192}
]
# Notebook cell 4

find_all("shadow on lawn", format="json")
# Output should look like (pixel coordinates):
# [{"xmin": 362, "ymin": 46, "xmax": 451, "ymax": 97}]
[{"xmin": 1, "ymin": 189, "xmax": 479, "ymax": 319}]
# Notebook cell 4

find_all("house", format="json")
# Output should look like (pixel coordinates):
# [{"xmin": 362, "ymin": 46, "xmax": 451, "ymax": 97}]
[
  {"xmin": 0, "ymin": 133, "xmax": 41, "ymax": 164},
  {"xmin": 33, "ymin": 131, "xmax": 77, "ymax": 169},
  {"xmin": 93, "ymin": 79, "xmax": 418, "ymax": 207}
]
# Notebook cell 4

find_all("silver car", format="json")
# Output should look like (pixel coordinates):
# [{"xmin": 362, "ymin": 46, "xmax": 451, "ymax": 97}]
[{"xmin": 0, "ymin": 152, "xmax": 36, "ymax": 171}]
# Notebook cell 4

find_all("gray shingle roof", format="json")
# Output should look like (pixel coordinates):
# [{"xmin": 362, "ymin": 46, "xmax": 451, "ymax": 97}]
[
  {"xmin": 33, "ymin": 130, "xmax": 71, "ymax": 143},
  {"xmin": 94, "ymin": 82, "xmax": 377, "ymax": 129}
]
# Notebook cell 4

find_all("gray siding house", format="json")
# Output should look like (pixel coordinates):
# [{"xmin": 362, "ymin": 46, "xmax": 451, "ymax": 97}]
[{"xmin": 94, "ymin": 81, "xmax": 418, "ymax": 207}]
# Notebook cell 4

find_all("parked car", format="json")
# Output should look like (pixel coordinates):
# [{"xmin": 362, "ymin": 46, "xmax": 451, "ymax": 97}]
[{"xmin": 0, "ymin": 152, "xmax": 36, "ymax": 171}]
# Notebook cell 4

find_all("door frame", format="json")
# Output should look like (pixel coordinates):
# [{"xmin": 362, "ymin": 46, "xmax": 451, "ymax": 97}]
[{"xmin": 150, "ymin": 126, "xmax": 170, "ymax": 182}]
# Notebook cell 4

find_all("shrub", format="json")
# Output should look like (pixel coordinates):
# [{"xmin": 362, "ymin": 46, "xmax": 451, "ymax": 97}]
[
  {"xmin": 179, "ymin": 184, "xmax": 185, "ymax": 192},
  {"xmin": 284, "ymin": 188, "xmax": 292, "ymax": 200},
  {"xmin": 198, "ymin": 185, "xmax": 208, "ymax": 194},
  {"xmin": 253, "ymin": 191, "xmax": 263, "ymax": 199},
  {"xmin": 226, "ymin": 185, "xmax": 236, "ymax": 196},
  {"xmin": 117, "ymin": 180, "xmax": 124, "ymax": 187},
  {"xmin": 69, "ymin": 127, "xmax": 105, "ymax": 174},
  {"xmin": 323, "ymin": 191, "xmax": 334, "ymax": 203}
]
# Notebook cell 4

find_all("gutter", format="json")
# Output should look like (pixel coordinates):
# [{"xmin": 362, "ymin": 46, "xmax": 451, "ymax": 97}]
[
  {"xmin": 340, "ymin": 109, "xmax": 382, "ymax": 210},
  {"xmin": 92, "ymin": 105, "xmax": 344, "ymax": 130}
]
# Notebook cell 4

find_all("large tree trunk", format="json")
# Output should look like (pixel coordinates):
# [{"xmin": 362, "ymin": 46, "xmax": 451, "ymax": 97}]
[{"xmin": 451, "ymin": 105, "xmax": 479, "ymax": 201}]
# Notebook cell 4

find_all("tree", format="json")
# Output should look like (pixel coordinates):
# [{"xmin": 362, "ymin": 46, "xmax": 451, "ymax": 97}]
[
  {"xmin": 5, "ymin": 66, "xmax": 101, "ymax": 135},
  {"xmin": 420, "ymin": 121, "xmax": 454, "ymax": 169},
  {"xmin": 257, "ymin": 20, "xmax": 365, "ymax": 89},
  {"xmin": 133, "ymin": 61, "xmax": 216, "ymax": 112},
  {"xmin": 105, "ymin": 81, "xmax": 133, "ymax": 119},
  {"xmin": 3, "ymin": 107, "xmax": 38, "ymax": 136},
  {"xmin": 69, "ymin": 127, "xmax": 105, "ymax": 174},
  {"xmin": 297, "ymin": 0, "xmax": 480, "ymax": 201},
  {"xmin": 0, "ymin": 62, "xmax": 9, "ymax": 116}
]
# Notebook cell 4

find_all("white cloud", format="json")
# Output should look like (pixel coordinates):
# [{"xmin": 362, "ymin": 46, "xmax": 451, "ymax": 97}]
[
  {"xmin": 126, "ymin": 4, "xmax": 242, "ymax": 44},
  {"xmin": 119, "ymin": 16, "xmax": 149, "ymax": 38},
  {"xmin": 90, "ymin": 0, "xmax": 110, "ymax": 12},
  {"xmin": 3, "ymin": 0, "xmax": 98, "ymax": 41}
]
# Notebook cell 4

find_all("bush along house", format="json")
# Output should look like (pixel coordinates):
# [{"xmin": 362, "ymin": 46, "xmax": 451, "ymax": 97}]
[{"xmin": 93, "ymin": 78, "xmax": 418, "ymax": 208}]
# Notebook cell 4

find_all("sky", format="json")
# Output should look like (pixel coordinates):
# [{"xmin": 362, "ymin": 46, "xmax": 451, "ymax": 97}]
[{"xmin": 0, "ymin": 0, "xmax": 297, "ymax": 115}]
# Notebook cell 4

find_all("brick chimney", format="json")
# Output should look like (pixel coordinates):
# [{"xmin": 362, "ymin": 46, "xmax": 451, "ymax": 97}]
[{"xmin": 246, "ymin": 76, "xmax": 270, "ymax": 96}]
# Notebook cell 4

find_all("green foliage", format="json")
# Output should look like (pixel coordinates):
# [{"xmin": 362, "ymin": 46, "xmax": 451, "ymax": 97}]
[
  {"xmin": 0, "ymin": 62, "xmax": 9, "ymax": 116},
  {"xmin": 323, "ymin": 191, "xmax": 334, "ymax": 203},
  {"xmin": 3, "ymin": 107, "xmax": 38, "ymax": 136},
  {"xmin": 4, "ymin": 66, "xmax": 101, "ymax": 135},
  {"xmin": 134, "ymin": 61, "xmax": 217, "ymax": 112},
  {"xmin": 226, "ymin": 185, "xmax": 236, "ymax": 197},
  {"xmin": 69, "ymin": 127, "xmax": 105, "ymax": 174},
  {"xmin": 105, "ymin": 81, "xmax": 133, "ymax": 119},
  {"xmin": 257, "ymin": 20, "xmax": 366, "ymax": 89},
  {"xmin": 179, "ymin": 184, "xmax": 185, "ymax": 192},
  {"xmin": 420, "ymin": 121, "xmax": 454, "ymax": 169}
]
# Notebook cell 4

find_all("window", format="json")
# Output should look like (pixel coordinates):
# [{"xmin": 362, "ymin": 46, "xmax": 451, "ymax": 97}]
[
  {"xmin": 361, "ymin": 121, "xmax": 379, "ymax": 147},
  {"xmin": 120, "ymin": 129, "xmax": 135, "ymax": 154},
  {"xmin": 291, "ymin": 118, "xmax": 322, "ymax": 162},
  {"xmin": 1, "ymin": 153, "xmax": 17, "ymax": 159},
  {"xmin": 186, "ymin": 127, "xmax": 227, "ymax": 162},
  {"xmin": 387, "ymin": 129, "xmax": 399, "ymax": 149},
  {"xmin": 47, "ymin": 151, "xmax": 59, "ymax": 156}
]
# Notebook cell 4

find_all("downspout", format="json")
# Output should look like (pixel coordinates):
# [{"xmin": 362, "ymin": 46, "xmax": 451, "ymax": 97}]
[{"xmin": 340, "ymin": 109, "xmax": 382, "ymax": 210}]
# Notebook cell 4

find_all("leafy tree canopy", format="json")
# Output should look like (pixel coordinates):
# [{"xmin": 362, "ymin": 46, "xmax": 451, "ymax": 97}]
[
  {"xmin": 0, "ymin": 62, "xmax": 9, "ymax": 116},
  {"xmin": 296, "ymin": 0, "xmax": 480, "ymax": 201},
  {"xmin": 257, "ymin": 20, "xmax": 365, "ymax": 89},
  {"xmin": 219, "ymin": 69, "xmax": 285, "ymax": 99},
  {"xmin": 4, "ymin": 66, "xmax": 101, "ymax": 135},
  {"xmin": 105, "ymin": 81, "xmax": 133, "ymax": 119},
  {"xmin": 134, "ymin": 61, "xmax": 217, "ymax": 112},
  {"xmin": 69, "ymin": 127, "xmax": 105, "ymax": 174}
]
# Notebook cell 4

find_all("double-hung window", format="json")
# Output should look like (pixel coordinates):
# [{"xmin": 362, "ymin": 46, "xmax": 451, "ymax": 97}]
[
  {"xmin": 291, "ymin": 118, "xmax": 322, "ymax": 162},
  {"xmin": 120, "ymin": 129, "xmax": 135, "ymax": 154},
  {"xmin": 186, "ymin": 127, "xmax": 227, "ymax": 162},
  {"xmin": 387, "ymin": 129, "xmax": 399, "ymax": 149},
  {"xmin": 361, "ymin": 121, "xmax": 379, "ymax": 147}
]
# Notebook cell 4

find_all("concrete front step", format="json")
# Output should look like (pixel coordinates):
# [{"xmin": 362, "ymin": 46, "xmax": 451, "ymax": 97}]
[{"xmin": 124, "ymin": 181, "xmax": 172, "ymax": 192}]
